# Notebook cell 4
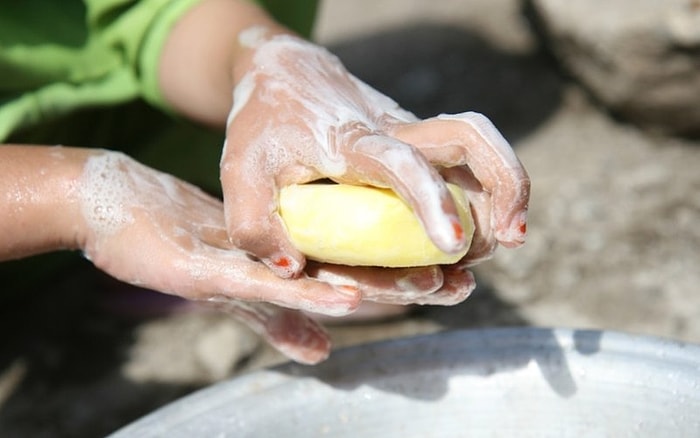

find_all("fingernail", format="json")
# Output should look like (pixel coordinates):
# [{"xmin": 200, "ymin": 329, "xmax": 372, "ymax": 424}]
[
  {"xmin": 308, "ymin": 285, "xmax": 359, "ymax": 317},
  {"xmin": 273, "ymin": 256, "xmax": 292, "ymax": 269},
  {"xmin": 452, "ymin": 218, "xmax": 465, "ymax": 242},
  {"xmin": 496, "ymin": 210, "xmax": 528, "ymax": 247},
  {"xmin": 335, "ymin": 285, "xmax": 360, "ymax": 297},
  {"xmin": 519, "ymin": 220, "xmax": 527, "ymax": 234},
  {"xmin": 435, "ymin": 214, "xmax": 468, "ymax": 253},
  {"xmin": 397, "ymin": 268, "xmax": 442, "ymax": 293},
  {"xmin": 512, "ymin": 210, "xmax": 528, "ymax": 238},
  {"xmin": 268, "ymin": 254, "xmax": 302, "ymax": 278}
]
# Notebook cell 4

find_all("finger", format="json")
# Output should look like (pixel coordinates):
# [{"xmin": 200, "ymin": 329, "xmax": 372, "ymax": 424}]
[
  {"xmin": 417, "ymin": 265, "xmax": 476, "ymax": 306},
  {"xmin": 389, "ymin": 112, "xmax": 530, "ymax": 248},
  {"xmin": 440, "ymin": 166, "xmax": 497, "ymax": 265},
  {"xmin": 306, "ymin": 262, "xmax": 445, "ymax": 305},
  {"xmin": 210, "ymin": 300, "xmax": 331, "ymax": 365},
  {"xmin": 220, "ymin": 135, "xmax": 306, "ymax": 279},
  {"xmin": 156, "ymin": 241, "xmax": 362, "ymax": 316},
  {"xmin": 313, "ymin": 263, "xmax": 475, "ymax": 307},
  {"xmin": 338, "ymin": 132, "xmax": 469, "ymax": 255}
]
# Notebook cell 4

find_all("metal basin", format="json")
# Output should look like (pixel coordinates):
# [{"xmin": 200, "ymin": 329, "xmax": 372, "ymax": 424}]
[{"xmin": 109, "ymin": 328, "xmax": 700, "ymax": 437}]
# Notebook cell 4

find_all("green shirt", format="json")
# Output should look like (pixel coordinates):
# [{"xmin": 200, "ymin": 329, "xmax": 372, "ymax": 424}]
[
  {"xmin": 0, "ymin": 0, "xmax": 318, "ymax": 142},
  {"xmin": 0, "ymin": 0, "xmax": 318, "ymax": 295}
]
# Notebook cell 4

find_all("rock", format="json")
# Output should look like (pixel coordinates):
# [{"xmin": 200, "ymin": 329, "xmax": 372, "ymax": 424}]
[
  {"xmin": 530, "ymin": 0, "xmax": 700, "ymax": 137},
  {"xmin": 477, "ymin": 88, "xmax": 700, "ymax": 343},
  {"xmin": 122, "ymin": 311, "xmax": 260, "ymax": 384}
]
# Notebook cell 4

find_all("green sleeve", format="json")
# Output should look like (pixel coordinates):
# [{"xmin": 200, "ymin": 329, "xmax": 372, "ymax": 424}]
[
  {"xmin": 0, "ymin": 0, "xmax": 201, "ymax": 141},
  {"xmin": 113, "ymin": 0, "xmax": 320, "ymax": 106},
  {"xmin": 0, "ymin": 0, "xmax": 319, "ymax": 142}
]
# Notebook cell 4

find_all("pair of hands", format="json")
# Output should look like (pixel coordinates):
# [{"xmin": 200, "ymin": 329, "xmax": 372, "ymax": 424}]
[{"xmin": 80, "ymin": 34, "xmax": 529, "ymax": 364}]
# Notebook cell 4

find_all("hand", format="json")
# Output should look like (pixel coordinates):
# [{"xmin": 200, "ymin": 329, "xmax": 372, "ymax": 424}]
[
  {"xmin": 221, "ymin": 32, "xmax": 530, "ymax": 279},
  {"xmin": 76, "ymin": 151, "xmax": 474, "ymax": 363},
  {"xmin": 77, "ymin": 150, "xmax": 362, "ymax": 315},
  {"xmin": 392, "ymin": 112, "xmax": 531, "ymax": 266},
  {"xmin": 210, "ymin": 262, "xmax": 476, "ymax": 364}
]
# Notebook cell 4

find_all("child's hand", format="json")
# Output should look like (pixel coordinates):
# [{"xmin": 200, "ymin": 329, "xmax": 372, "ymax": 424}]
[
  {"xmin": 75, "ymin": 151, "xmax": 475, "ymax": 363},
  {"xmin": 77, "ymin": 150, "xmax": 362, "ymax": 316},
  {"xmin": 221, "ymin": 33, "xmax": 529, "ymax": 278},
  {"xmin": 209, "ymin": 260, "xmax": 477, "ymax": 364}
]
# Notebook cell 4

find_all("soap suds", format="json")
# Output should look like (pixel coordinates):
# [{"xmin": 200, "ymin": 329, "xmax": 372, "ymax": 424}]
[
  {"xmin": 238, "ymin": 25, "xmax": 269, "ymax": 49},
  {"xmin": 437, "ymin": 112, "xmax": 519, "ymax": 170},
  {"xmin": 228, "ymin": 33, "xmax": 439, "ymax": 191},
  {"xmin": 79, "ymin": 153, "xmax": 135, "ymax": 235}
]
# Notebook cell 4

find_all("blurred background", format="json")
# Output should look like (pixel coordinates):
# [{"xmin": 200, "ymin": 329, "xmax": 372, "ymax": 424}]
[{"xmin": 1, "ymin": 0, "xmax": 698, "ymax": 436}]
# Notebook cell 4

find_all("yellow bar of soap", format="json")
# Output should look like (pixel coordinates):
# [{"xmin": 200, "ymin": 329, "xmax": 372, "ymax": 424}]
[{"xmin": 279, "ymin": 183, "xmax": 474, "ymax": 267}]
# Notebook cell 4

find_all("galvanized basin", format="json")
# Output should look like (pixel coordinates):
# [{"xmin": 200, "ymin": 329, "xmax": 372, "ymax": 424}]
[{"xmin": 109, "ymin": 328, "xmax": 700, "ymax": 437}]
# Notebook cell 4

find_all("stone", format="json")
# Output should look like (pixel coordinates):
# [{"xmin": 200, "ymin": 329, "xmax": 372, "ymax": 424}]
[
  {"xmin": 530, "ymin": 0, "xmax": 700, "ymax": 137},
  {"xmin": 122, "ymin": 312, "xmax": 260, "ymax": 384}
]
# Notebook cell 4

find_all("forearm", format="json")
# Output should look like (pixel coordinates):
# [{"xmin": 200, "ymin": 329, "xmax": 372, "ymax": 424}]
[
  {"xmin": 0, "ymin": 145, "xmax": 90, "ymax": 261},
  {"xmin": 157, "ymin": 0, "xmax": 292, "ymax": 127}
]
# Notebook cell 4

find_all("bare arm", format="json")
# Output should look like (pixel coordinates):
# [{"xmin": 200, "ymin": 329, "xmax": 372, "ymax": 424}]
[
  {"xmin": 0, "ymin": 145, "xmax": 89, "ymax": 260},
  {"xmin": 157, "ymin": 0, "xmax": 291, "ymax": 127}
]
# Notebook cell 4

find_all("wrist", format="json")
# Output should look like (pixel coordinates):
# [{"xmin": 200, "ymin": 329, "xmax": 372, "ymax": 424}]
[
  {"xmin": 0, "ymin": 145, "xmax": 94, "ymax": 260},
  {"xmin": 230, "ymin": 26, "xmax": 293, "ymax": 85}
]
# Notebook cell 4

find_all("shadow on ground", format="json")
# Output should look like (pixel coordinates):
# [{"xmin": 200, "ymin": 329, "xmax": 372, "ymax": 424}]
[{"xmin": 419, "ymin": 276, "xmax": 530, "ymax": 329}]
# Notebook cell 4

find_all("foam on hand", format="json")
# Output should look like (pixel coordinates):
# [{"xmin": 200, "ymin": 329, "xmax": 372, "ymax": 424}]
[{"xmin": 279, "ymin": 183, "xmax": 474, "ymax": 267}]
